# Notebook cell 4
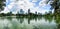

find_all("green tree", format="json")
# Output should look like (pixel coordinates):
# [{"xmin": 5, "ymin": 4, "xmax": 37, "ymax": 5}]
[
  {"xmin": 49, "ymin": 0, "xmax": 60, "ymax": 29},
  {"xmin": 46, "ymin": 0, "xmax": 60, "ymax": 15},
  {"xmin": 49, "ymin": 0, "xmax": 60, "ymax": 20},
  {"xmin": 7, "ymin": 12, "xmax": 12, "ymax": 16},
  {"xmin": 0, "ymin": 0, "xmax": 6, "ymax": 12},
  {"xmin": 50, "ymin": 0, "xmax": 59, "ymax": 15}
]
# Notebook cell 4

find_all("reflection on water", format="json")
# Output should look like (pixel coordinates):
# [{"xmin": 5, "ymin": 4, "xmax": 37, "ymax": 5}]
[{"xmin": 0, "ymin": 16, "xmax": 57, "ymax": 29}]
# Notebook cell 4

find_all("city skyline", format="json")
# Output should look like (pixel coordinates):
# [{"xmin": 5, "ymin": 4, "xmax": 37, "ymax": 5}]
[{"xmin": 0, "ymin": 0, "xmax": 54, "ymax": 14}]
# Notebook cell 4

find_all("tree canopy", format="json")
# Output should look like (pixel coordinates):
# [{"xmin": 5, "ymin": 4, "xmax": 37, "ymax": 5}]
[
  {"xmin": 0, "ymin": 0, "xmax": 6, "ymax": 12},
  {"xmin": 47, "ymin": 0, "xmax": 60, "ymax": 15}
]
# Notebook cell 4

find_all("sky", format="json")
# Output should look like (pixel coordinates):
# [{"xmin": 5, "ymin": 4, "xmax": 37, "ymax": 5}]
[{"xmin": 0, "ymin": 0, "xmax": 54, "ymax": 14}]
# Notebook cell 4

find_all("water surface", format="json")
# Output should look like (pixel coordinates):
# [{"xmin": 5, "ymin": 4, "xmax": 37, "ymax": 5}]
[{"xmin": 0, "ymin": 16, "xmax": 58, "ymax": 29}]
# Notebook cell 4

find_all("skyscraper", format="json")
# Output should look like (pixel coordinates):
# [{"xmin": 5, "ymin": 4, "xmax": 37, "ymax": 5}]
[
  {"xmin": 35, "ymin": 11, "xmax": 37, "ymax": 15},
  {"xmin": 20, "ymin": 9, "xmax": 24, "ymax": 14},
  {"xmin": 28, "ymin": 9, "xmax": 30, "ymax": 14}
]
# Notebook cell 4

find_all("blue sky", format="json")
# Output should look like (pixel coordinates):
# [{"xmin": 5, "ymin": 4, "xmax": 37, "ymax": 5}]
[{"xmin": 1, "ymin": 0, "xmax": 54, "ymax": 14}]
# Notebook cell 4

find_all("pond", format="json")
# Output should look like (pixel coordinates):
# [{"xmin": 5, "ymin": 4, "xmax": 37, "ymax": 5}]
[{"xmin": 0, "ymin": 16, "xmax": 59, "ymax": 29}]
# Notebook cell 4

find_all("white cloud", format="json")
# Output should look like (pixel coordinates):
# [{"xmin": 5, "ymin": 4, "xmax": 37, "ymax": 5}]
[
  {"xmin": 32, "ymin": 0, "xmax": 38, "ymax": 2},
  {"xmin": 39, "ymin": 0, "xmax": 49, "ymax": 7},
  {"xmin": 10, "ymin": 0, "xmax": 34, "ymax": 13},
  {"xmin": 48, "ymin": 1, "xmax": 54, "ymax": 4},
  {"xmin": 1, "ymin": 0, "xmax": 51, "ymax": 14},
  {"xmin": 0, "ymin": 7, "xmax": 10, "ymax": 13},
  {"xmin": 30, "ymin": 7, "xmax": 50, "ymax": 14}
]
